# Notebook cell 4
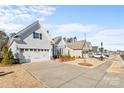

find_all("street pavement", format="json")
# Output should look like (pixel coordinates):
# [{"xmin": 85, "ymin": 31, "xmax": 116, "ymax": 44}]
[{"xmin": 24, "ymin": 58, "xmax": 124, "ymax": 88}]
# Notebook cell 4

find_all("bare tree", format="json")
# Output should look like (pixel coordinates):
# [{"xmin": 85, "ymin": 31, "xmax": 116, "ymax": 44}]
[{"xmin": 0, "ymin": 30, "xmax": 9, "ymax": 50}]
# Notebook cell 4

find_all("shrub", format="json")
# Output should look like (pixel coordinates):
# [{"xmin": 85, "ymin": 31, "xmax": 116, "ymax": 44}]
[
  {"xmin": 58, "ymin": 55, "xmax": 75, "ymax": 62},
  {"xmin": 68, "ymin": 50, "xmax": 71, "ymax": 58},
  {"xmin": 8, "ymin": 49, "xmax": 14, "ymax": 64},
  {"xmin": 1, "ymin": 46, "xmax": 14, "ymax": 64}
]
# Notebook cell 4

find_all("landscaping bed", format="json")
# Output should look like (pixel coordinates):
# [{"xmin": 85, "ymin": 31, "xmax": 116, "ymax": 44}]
[
  {"xmin": 78, "ymin": 62, "xmax": 93, "ymax": 67},
  {"xmin": 55, "ymin": 56, "xmax": 75, "ymax": 62},
  {"xmin": 64, "ymin": 57, "xmax": 106, "ymax": 68}
]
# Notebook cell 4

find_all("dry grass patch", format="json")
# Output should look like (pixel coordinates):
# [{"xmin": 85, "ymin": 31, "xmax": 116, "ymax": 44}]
[{"xmin": 0, "ymin": 64, "xmax": 44, "ymax": 88}]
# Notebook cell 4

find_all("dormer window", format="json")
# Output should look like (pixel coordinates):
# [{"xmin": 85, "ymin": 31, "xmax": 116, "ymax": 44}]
[
  {"xmin": 33, "ymin": 32, "xmax": 42, "ymax": 40},
  {"xmin": 14, "ymin": 35, "xmax": 19, "ymax": 38}
]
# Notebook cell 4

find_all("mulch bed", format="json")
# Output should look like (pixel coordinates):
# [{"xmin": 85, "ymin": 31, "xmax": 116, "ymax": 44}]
[
  {"xmin": 78, "ymin": 63, "xmax": 93, "ymax": 67},
  {"xmin": 55, "ymin": 56, "xmax": 75, "ymax": 62}
]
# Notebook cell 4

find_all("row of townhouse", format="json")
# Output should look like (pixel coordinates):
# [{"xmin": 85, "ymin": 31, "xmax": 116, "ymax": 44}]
[{"xmin": 8, "ymin": 20, "xmax": 92, "ymax": 63}]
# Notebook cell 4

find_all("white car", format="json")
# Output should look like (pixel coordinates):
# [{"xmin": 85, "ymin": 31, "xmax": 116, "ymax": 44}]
[{"xmin": 93, "ymin": 54, "xmax": 106, "ymax": 58}]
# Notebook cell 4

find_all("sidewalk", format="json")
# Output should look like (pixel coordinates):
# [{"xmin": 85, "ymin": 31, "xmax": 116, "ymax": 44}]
[{"xmin": 107, "ymin": 55, "xmax": 124, "ymax": 73}]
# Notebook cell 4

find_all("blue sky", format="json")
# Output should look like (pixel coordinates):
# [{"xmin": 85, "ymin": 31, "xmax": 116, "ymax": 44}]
[{"xmin": 0, "ymin": 5, "xmax": 124, "ymax": 50}]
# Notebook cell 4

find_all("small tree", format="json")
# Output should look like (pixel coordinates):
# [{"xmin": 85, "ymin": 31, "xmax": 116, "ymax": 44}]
[
  {"xmin": 1, "ymin": 46, "xmax": 14, "ymax": 64},
  {"xmin": 68, "ymin": 50, "xmax": 71, "ymax": 58},
  {"xmin": 8, "ymin": 49, "xmax": 14, "ymax": 64},
  {"xmin": 2, "ymin": 46, "xmax": 8, "ymax": 58},
  {"xmin": 0, "ymin": 30, "xmax": 9, "ymax": 50},
  {"xmin": 1, "ymin": 46, "xmax": 9, "ymax": 64}
]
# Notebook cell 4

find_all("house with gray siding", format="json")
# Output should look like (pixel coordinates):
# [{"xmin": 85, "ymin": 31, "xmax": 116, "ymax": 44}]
[
  {"xmin": 8, "ymin": 21, "xmax": 54, "ymax": 63},
  {"xmin": 53, "ymin": 36, "xmax": 92, "ymax": 58},
  {"xmin": 52, "ymin": 36, "xmax": 66, "ymax": 57}
]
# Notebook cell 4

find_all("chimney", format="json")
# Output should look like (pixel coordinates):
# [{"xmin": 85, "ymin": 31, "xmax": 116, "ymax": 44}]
[{"xmin": 47, "ymin": 30, "xmax": 49, "ymax": 34}]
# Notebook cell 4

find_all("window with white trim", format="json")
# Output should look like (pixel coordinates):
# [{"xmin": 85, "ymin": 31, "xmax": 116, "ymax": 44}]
[{"xmin": 33, "ymin": 32, "xmax": 42, "ymax": 40}]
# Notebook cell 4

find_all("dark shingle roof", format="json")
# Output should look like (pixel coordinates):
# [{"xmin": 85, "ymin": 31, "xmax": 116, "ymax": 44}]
[
  {"xmin": 8, "ymin": 20, "xmax": 54, "ymax": 47},
  {"xmin": 52, "ymin": 36, "xmax": 62, "ymax": 44}
]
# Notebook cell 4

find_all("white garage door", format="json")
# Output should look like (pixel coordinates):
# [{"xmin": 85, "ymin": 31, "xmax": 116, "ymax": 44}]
[{"xmin": 19, "ymin": 49, "xmax": 50, "ymax": 63}]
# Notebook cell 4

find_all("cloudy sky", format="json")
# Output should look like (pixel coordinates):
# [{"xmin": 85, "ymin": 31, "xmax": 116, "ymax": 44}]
[{"xmin": 0, "ymin": 5, "xmax": 124, "ymax": 50}]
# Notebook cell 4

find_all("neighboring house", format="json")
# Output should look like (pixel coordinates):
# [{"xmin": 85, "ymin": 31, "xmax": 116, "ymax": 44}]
[
  {"xmin": 66, "ymin": 40, "xmax": 92, "ymax": 58},
  {"xmin": 8, "ymin": 21, "xmax": 54, "ymax": 63},
  {"xmin": 117, "ymin": 50, "xmax": 124, "ymax": 55},
  {"xmin": 53, "ymin": 36, "xmax": 92, "ymax": 58},
  {"xmin": 52, "ymin": 36, "xmax": 66, "ymax": 57}
]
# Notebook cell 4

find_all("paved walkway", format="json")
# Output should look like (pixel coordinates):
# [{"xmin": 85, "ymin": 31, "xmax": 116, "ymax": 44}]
[{"xmin": 24, "ymin": 57, "xmax": 124, "ymax": 88}]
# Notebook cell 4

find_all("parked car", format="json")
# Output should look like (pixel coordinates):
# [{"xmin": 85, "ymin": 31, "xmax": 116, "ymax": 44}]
[
  {"xmin": 93, "ymin": 54, "xmax": 106, "ymax": 58},
  {"xmin": 103, "ymin": 52, "xmax": 110, "ymax": 57}
]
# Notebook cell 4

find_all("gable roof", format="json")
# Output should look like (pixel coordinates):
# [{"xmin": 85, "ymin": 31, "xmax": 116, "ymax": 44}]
[
  {"xmin": 52, "ymin": 36, "xmax": 62, "ymax": 44},
  {"xmin": 16, "ymin": 21, "xmax": 39, "ymax": 37},
  {"xmin": 8, "ymin": 20, "xmax": 53, "ymax": 47},
  {"xmin": 66, "ymin": 40, "xmax": 92, "ymax": 50}
]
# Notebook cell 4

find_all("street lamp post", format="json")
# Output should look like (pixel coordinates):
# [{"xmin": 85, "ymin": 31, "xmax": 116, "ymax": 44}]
[{"xmin": 101, "ymin": 42, "xmax": 103, "ymax": 61}]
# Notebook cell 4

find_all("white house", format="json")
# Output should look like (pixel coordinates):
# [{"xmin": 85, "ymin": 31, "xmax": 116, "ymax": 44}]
[
  {"xmin": 66, "ymin": 40, "xmax": 92, "ymax": 58},
  {"xmin": 52, "ymin": 36, "xmax": 66, "ymax": 57},
  {"xmin": 8, "ymin": 21, "xmax": 54, "ymax": 63},
  {"xmin": 52, "ymin": 36, "xmax": 92, "ymax": 58}
]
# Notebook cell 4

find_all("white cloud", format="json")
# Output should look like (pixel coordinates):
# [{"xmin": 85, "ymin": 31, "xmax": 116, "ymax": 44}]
[
  {"xmin": 0, "ymin": 22, "xmax": 25, "ymax": 34},
  {"xmin": 0, "ymin": 5, "xmax": 56, "ymax": 22},
  {"xmin": 89, "ymin": 29, "xmax": 124, "ymax": 50},
  {"xmin": 14, "ymin": 14, "xmax": 32, "ymax": 20},
  {"xmin": 29, "ymin": 6, "xmax": 56, "ymax": 16},
  {"xmin": 0, "ymin": 5, "xmax": 56, "ymax": 34},
  {"xmin": 45, "ymin": 23, "xmax": 99, "ymax": 33},
  {"xmin": 0, "ymin": 5, "xmax": 56, "ymax": 16},
  {"xmin": 57, "ymin": 23, "xmax": 98, "ymax": 32}
]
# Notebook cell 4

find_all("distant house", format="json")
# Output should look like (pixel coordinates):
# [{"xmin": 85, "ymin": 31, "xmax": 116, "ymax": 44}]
[
  {"xmin": 66, "ymin": 40, "xmax": 92, "ymax": 58},
  {"xmin": 8, "ymin": 21, "xmax": 54, "ymax": 63},
  {"xmin": 52, "ymin": 36, "xmax": 66, "ymax": 57},
  {"xmin": 53, "ymin": 36, "xmax": 92, "ymax": 58},
  {"xmin": 92, "ymin": 46, "xmax": 99, "ymax": 54},
  {"xmin": 117, "ymin": 50, "xmax": 124, "ymax": 55}
]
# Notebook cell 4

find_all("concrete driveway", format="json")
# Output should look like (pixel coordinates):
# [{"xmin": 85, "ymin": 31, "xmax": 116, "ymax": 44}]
[{"xmin": 24, "ymin": 60, "xmax": 124, "ymax": 88}]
